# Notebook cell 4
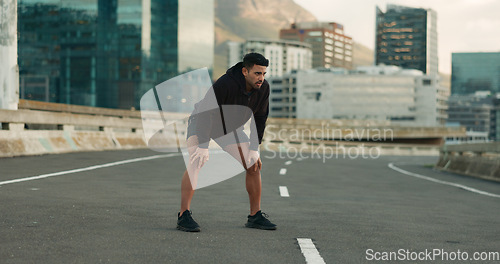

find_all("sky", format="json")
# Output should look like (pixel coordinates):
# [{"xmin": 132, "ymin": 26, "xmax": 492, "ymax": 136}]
[{"xmin": 293, "ymin": 0, "xmax": 500, "ymax": 74}]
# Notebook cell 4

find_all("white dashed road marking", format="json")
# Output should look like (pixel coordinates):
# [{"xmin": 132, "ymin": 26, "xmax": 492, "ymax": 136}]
[
  {"xmin": 297, "ymin": 238, "xmax": 326, "ymax": 264},
  {"xmin": 285, "ymin": 160, "xmax": 292, "ymax": 165},
  {"xmin": 279, "ymin": 186, "xmax": 290, "ymax": 197},
  {"xmin": 388, "ymin": 163, "xmax": 500, "ymax": 199},
  {"xmin": 279, "ymin": 168, "xmax": 287, "ymax": 175}
]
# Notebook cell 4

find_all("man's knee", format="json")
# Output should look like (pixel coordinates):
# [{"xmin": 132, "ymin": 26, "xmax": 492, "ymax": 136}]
[{"xmin": 245, "ymin": 163, "xmax": 260, "ymax": 175}]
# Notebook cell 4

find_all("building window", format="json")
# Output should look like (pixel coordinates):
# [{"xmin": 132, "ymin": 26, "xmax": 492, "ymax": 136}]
[{"xmin": 308, "ymin": 31, "xmax": 322, "ymax": 36}]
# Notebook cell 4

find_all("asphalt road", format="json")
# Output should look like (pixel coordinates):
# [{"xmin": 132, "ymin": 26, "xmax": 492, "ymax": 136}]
[{"xmin": 0, "ymin": 149, "xmax": 499, "ymax": 263}]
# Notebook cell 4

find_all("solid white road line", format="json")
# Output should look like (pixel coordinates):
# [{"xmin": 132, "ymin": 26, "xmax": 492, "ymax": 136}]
[
  {"xmin": 280, "ymin": 168, "xmax": 287, "ymax": 175},
  {"xmin": 285, "ymin": 160, "xmax": 292, "ymax": 165},
  {"xmin": 297, "ymin": 238, "xmax": 326, "ymax": 264},
  {"xmin": 388, "ymin": 163, "xmax": 500, "ymax": 199},
  {"xmin": 279, "ymin": 186, "xmax": 290, "ymax": 197},
  {"xmin": 0, "ymin": 153, "xmax": 180, "ymax": 186}
]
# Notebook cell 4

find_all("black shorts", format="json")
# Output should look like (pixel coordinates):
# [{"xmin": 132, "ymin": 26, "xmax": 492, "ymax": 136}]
[{"xmin": 186, "ymin": 116, "xmax": 250, "ymax": 149}]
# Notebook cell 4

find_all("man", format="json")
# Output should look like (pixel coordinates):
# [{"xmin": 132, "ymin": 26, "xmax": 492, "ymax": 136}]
[{"xmin": 177, "ymin": 53, "xmax": 276, "ymax": 232}]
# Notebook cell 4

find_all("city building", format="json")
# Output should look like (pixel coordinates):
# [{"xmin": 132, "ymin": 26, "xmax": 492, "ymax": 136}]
[
  {"xmin": 268, "ymin": 65, "xmax": 448, "ymax": 126},
  {"xmin": 492, "ymin": 97, "xmax": 500, "ymax": 141},
  {"xmin": 375, "ymin": 4, "xmax": 438, "ymax": 75},
  {"xmin": 447, "ymin": 92, "xmax": 500, "ymax": 140},
  {"xmin": 279, "ymin": 22, "xmax": 353, "ymax": 69},
  {"xmin": 228, "ymin": 38, "xmax": 312, "ymax": 77},
  {"xmin": 451, "ymin": 52, "xmax": 500, "ymax": 95},
  {"xmin": 17, "ymin": 0, "xmax": 213, "ymax": 109},
  {"xmin": 267, "ymin": 71, "xmax": 299, "ymax": 118}
]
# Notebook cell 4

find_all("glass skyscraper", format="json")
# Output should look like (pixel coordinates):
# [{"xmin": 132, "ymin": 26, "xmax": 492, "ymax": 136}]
[
  {"xmin": 375, "ymin": 4, "xmax": 438, "ymax": 75},
  {"xmin": 451, "ymin": 52, "xmax": 500, "ymax": 95},
  {"xmin": 18, "ymin": 0, "xmax": 214, "ymax": 109}
]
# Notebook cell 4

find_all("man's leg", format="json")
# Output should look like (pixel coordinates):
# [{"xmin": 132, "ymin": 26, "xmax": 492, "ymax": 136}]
[
  {"xmin": 223, "ymin": 143, "xmax": 261, "ymax": 215},
  {"xmin": 177, "ymin": 136, "xmax": 202, "ymax": 232},
  {"xmin": 223, "ymin": 142, "xmax": 276, "ymax": 230},
  {"xmin": 180, "ymin": 170, "xmax": 195, "ymax": 216},
  {"xmin": 242, "ymin": 150, "xmax": 262, "ymax": 216},
  {"xmin": 180, "ymin": 135, "xmax": 200, "ymax": 216},
  {"xmin": 246, "ymin": 166, "xmax": 262, "ymax": 216}
]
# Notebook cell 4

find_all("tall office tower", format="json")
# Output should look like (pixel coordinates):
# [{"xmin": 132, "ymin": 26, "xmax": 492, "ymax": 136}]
[
  {"xmin": 451, "ymin": 52, "xmax": 500, "ymax": 95},
  {"xmin": 280, "ymin": 22, "xmax": 353, "ymax": 69},
  {"xmin": 18, "ymin": 0, "xmax": 214, "ymax": 109},
  {"xmin": 227, "ymin": 38, "xmax": 312, "ymax": 77},
  {"xmin": 375, "ymin": 4, "xmax": 438, "ymax": 75}
]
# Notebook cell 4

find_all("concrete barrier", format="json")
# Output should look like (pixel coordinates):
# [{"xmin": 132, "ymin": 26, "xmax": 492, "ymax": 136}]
[
  {"xmin": 0, "ymin": 130, "xmax": 146, "ymax": 157},
  {"xmin": 261, "ymin": 118, "xmax": 465, "ymax": 156},
  {"xmin": 436, "ymin": 143, "xmax": 500, "ymax": 182},
  {"xmin": 262, "ymin": 139, "xmax": 441, "ymax": 157},
  {"xmin": 0, "ymin": 100, "xmax": 466, "ymax": 158},
  {"xmin": 0, "ymin": 100, "xmax": 148, "ymax": 157}
]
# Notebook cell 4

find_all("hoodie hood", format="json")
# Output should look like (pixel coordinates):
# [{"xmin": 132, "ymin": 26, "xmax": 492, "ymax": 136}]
[{"xmin": 226, "ymin": 62, "xmax": 247, "ymax": 93}]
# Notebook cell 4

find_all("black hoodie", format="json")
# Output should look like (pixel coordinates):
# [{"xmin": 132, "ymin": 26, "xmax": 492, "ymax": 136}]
[{"xmin": 190, "ymin": 62, "xmax": 269, "ymax": 150}]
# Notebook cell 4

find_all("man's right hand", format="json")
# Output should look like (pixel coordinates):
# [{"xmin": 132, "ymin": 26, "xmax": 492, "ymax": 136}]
[
  {"xmin": 247, "ymin": 150, "xmax": 262, "ymax": 171},
  {"xmin": 190, "ymin": 147, "xmax": 209, "ymax": 169}
]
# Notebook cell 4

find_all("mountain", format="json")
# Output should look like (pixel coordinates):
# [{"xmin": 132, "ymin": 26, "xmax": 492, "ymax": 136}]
[
  {"xmin": 213, "ymin": 0, "xmax": 374, "ymax": 78},
  {"xmin": 352, "ymin": 41, "xmax": 375, "ymax": 67}
]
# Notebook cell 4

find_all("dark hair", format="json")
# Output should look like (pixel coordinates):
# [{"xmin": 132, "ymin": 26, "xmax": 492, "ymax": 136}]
[{"xmin": 243, "ymin": 52, "xmax": 269, "ymax": 68}]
